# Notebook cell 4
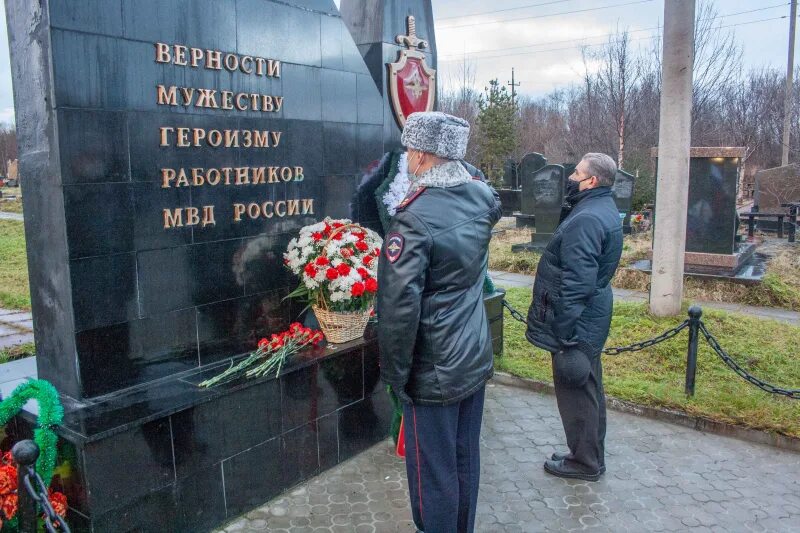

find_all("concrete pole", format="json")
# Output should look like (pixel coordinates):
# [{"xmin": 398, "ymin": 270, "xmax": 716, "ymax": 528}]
[
  {"xmin": 782, "ymin": 0, "xmax": 797, "ymax": 167},
  {"xmin": 649, "ymin": 0, "xmax": 695, "ymax": 317}
]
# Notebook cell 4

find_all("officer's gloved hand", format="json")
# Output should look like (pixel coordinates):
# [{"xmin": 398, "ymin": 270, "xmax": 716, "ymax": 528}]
[{"xmin": 552, "ymin": 347, "xmax": 591, "ymax": 388}]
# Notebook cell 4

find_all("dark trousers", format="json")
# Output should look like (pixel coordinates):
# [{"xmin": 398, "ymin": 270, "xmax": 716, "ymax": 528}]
[
  {"xmin": 552, "ymin": 352, "xmax": 607, "ymax": 472},
  {"xmin": 402, "ymin": 386, "xmax": 485, "ymax": 533}
]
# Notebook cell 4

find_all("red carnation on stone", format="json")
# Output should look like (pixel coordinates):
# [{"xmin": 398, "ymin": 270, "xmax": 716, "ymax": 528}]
[
  {"xmin": 258, "ymin": 338, "xmax": 269, "ymax": 350},
  {"xmin": 351, "ymin": 282, "xmax": 365, "ymax": 297},
  {"xmin": 326, "ymin": 268, "xmax": 339, "ymax": 280},
  {"xmin": 365, "ymin": 278, "xmax": 378, "ymax": 293},
  {"xmin": 336, "ymin": 263, "xmax": 351, "ymax": 276}
]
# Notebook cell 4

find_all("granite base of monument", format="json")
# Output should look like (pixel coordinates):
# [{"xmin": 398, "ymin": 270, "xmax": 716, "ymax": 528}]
[
  {"xmin": 634, "ymin": 242, "xmax": 765, "ymax": 283},
  {"xmin": 12, "ymin": 334, "xmax": 388, "ymax": 532},
  {"xmin": 513, "ymin": 212, "xmax": 536, "ymax": 229}
]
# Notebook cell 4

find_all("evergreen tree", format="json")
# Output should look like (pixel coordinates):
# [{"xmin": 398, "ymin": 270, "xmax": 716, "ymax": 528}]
[{"xmin": 477, "ymin": 79, "xmax": 517, "ymax": 185}]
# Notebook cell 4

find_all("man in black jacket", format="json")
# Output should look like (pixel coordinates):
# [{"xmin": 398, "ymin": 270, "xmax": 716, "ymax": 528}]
[
  {"xmin": 525, "ymin": 152, "xmax": 623, "ymax": 482},
  {"xmin": 378, "ymin": 112, "xmax": 502, "ymax": 533}
]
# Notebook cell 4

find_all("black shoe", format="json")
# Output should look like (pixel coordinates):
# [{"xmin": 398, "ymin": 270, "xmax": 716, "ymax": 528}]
[
  {"xmin": 550, "ymin": 451, "xmax": 606, "ymax": 474},
  {"xmin": 543, "ymin": 459, "xmax": 603, "ymax": 482}
]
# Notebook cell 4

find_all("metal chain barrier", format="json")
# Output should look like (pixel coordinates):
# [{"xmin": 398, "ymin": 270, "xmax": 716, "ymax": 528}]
[
  {"xmin": 699, "ymin": 323, "xmax": 800, "ymax": 400},
  {"xmin": 501, "ymin": 298, "xmax": 688, "ymax": 355},
  {"xmin": 602, "ymin": 321, "xmax": 688, "ymax": 355},
  {"xmin": 501, "ymin": 298, "xmax": 799, "ymax": 399},
  {"xmin": 21, "ymin": 465, "xmax": 71, "ymax": 533}
]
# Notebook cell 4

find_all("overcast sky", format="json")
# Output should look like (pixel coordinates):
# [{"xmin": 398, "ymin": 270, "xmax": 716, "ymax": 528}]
[{"xmin": 0, "ymin": 0, "xmax": 795, "ymax": 124}]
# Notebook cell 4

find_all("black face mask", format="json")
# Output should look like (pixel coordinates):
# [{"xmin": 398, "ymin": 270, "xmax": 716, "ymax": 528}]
[{"xmin": 566, "ymin": 176, "xmax": 592, "ymax": 198}]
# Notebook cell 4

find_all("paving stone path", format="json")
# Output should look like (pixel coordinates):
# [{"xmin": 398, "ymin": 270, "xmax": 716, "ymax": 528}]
[
  {"xmin": 215, "ymin": 381, "xmax": 800, "ymax": 532},
  {"xmin": 0, "ymin": 307, "xmax": 33, "ymax": 349}
]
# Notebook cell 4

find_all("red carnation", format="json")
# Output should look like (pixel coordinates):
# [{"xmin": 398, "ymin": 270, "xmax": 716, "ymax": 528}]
[
  {"xmin": 49, "ymin": 491, "xmax": 68, "ymax": 517},
  {"xmin": 312, "ymin": 232, "xmax": 323, "ymax": 241},
  {"xmin": 304, "ymin": 263, "xmax": 317, "ymax": 278},
  {"xmin": 332, "ymin": 222, "xmax": 344, "ymax": 229},
  {"xmin": 362, "ymin": 255, "xmax": 374, "ymax": 266},
  {"xmin": 326, "ymin": 268, "xmax": 339, "ymax": 280},
  {"xmin": 315, "ymin": 256, "xmax": 329, "ymax": 266},
  {"xmin": 2, "ymin": 494, "xmax": 17, "ymax": 520},
  {"xmin": 365, "ymin": 278, "xmax": 378, "ymax": 293},
  {"xmin": 258, "ymin": 338, "xmax": 269, "ymax": 350},
  {"xmin": 355, "ymin": 240, "xmax": 369, "ymax": 252},
  {"xmin": 341, "ymin": 248, "xmax": 353, "ymax": 258},
  {"xmin": 357, "ymin": 267, "xmax": 369, "ymax": 279},
  {"xmin": 373, "ymin": 248, "xmax": 380, "ymax": 256},
  {"xmin": 337, "ymin": 263, "xmax": 351, "ymax": 276},
  {"xmin": 323, "ymin": 223, "xmax": 332, "ymax": 235},
  {"xmin": 332, "ymin": 232, "xmax": 344, "ymax": 240},
  {"xmin": 351, "ymin": 282, "xmax": 365, "ymax": 297}
]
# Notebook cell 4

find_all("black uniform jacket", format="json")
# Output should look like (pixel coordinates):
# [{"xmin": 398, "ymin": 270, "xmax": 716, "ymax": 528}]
[
  {"xmin": 525, "ymin": 186, "xmax": 623, "ymax": 357},
  {"xmin": 377, "ymin": 176, "xmax": 502, "ymax": 405}
]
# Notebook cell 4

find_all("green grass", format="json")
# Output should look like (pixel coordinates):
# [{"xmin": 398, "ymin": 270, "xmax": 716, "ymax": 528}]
[
  {"xmin": 0, "ymin": 187, "xmax": 23, "ymax": 214},
  {"xmin": 498, "ymin": 287, "xmax": 800, "ymax": 438},
  {"xmin": 0, "ymin": 220, "xmax": 30, "ymax": 310},
  {"xmin": 0, "ymin": 342, "xmax": 35, "ymax": 364}
]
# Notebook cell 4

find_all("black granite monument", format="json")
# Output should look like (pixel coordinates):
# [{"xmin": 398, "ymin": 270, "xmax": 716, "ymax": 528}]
[
  {"xmin": 513, "ymin": 164, "xmax": 565, "ymax": 252},
  {"xmin": 612, "ymin": 169, "xmax": 635, "ymax": 234},
  {"xmin": 5, "ymin": 0, "xmax": 436, "ymax": 530},
  {"xmin": 514, "ymin": 152, "xmax": 547, "ymax": 229}
]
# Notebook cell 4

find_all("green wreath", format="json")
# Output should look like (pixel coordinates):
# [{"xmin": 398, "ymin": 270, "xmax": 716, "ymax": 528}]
[{"xmin": 0, "ymin": 379, "xmax": 63, "ymax": 486}]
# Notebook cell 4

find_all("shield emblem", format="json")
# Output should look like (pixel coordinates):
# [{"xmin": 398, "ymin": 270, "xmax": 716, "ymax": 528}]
[
  {"xmin": 388, "ymin": 49, "xmax": 436, "ymax": 128},
  {"xmin": 388, "ymin": 16, "xmax": 436, "ymax": 129}
]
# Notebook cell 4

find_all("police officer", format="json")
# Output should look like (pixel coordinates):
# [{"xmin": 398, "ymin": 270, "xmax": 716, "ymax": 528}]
[
  {"xmin": 525, "ymin": 152, "xmax": 623, "ymax": 482},
  {"xmin": 377, "ymin": 112, "xmax": 502, "ymax": 533}
]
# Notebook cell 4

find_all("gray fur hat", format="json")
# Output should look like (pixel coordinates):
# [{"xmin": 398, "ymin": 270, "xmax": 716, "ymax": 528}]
[{"xmin": 401, "ymin": 112, "xmax": 470, "ymax": 160}]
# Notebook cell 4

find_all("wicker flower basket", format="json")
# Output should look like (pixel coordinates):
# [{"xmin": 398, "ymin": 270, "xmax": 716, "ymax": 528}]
[{"xmin": 312, "ymin": 305, "xmax": 372, "ymax": 344}]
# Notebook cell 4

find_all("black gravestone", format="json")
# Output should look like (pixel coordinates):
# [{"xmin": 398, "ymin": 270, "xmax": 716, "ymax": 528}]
[
  {"xmin": 513, "ymin": 164, "xmax": 565, "ymax": 251},
  {"xmin": 502, "ymin": 157, "xmax": 518, "ymax": 188},
  {"xmin": 7, "ymin": 0, "xmax": 398, "ymax": 530},
  {"xmin": 686, "ymin": 157, "xmax": 739, "ymax": 255},
  {"xmin": 518, "ymin": 152, "xmax": 547, "ymax": 207},
  {"xmin": 612, "ymin": 169, "xmax": 635, "ymax": 234}
]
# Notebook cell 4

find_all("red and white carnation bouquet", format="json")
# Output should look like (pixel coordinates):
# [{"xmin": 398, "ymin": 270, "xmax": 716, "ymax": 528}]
[{"xmin": 284, "ymin": 217, "xmax": 382, "ymax": 313}]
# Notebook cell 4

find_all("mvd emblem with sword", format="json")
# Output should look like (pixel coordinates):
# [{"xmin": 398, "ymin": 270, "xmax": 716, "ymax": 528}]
[{"xmin": 388, "ymin": 16, "xmax": 436, "ymax": 128}]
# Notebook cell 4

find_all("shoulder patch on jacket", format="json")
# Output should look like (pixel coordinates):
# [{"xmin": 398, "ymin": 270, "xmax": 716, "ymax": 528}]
[
  {"xmin": 385, "ymin": 233, "xmax": 404, "ymax": 263},
  {"xmin": 396, "ymin": 187, "xmax": 427, "ymax": 211}
]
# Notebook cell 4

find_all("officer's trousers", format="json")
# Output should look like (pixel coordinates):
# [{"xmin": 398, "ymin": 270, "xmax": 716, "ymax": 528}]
[
  {"xmin": 402, "ymin": 385, "xmax": 485, "ymax": 533},
  {"xmin": 552, "ymin": 351, "xmax": 607, "ymax": 472}
]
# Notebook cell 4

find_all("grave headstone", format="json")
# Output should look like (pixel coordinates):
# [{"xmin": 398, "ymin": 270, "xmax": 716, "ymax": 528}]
[
  {"xmin": 612, "ymin": 169, "xmax": 635, "ymax": 234},
  {"xmin": 649, "ymin": 147, "xmax": 748, "ymax": 276},
  {"xmin": 6, "ymin": 0, "xmax": 428, "ymax": 529},
  {"xmin": 518, "ymin": 152, "xmax": 547, "ymax": 214},
  {"xmin": 513, "ymin": 164, "xmax": 565, "ymax": 251},
  {"xmin": 502, "ymin": 157, "xmax": 518, "ymax": 188}
]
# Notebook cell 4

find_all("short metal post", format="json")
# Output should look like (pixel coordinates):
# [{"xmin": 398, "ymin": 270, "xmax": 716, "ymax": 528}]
[
  {"xmin": 685, "ymin": 306, "xmax": 702, "ymax": 397},
  {"xmin": 12, "ymin": 440, "xmax": 39, "ymax": 533},
  {"xmin": 747, "ymin": 214, "xmax": 755, "ymax": 237},
  {"xmin": 778, "ymin": 215, "xmax": 785, "ymax": 239}
]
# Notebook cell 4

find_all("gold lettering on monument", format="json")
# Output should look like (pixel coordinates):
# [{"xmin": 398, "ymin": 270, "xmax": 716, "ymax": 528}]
[{"xmin": 155, "ymin": 41, "xmax": 309, "ymax": 230}]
